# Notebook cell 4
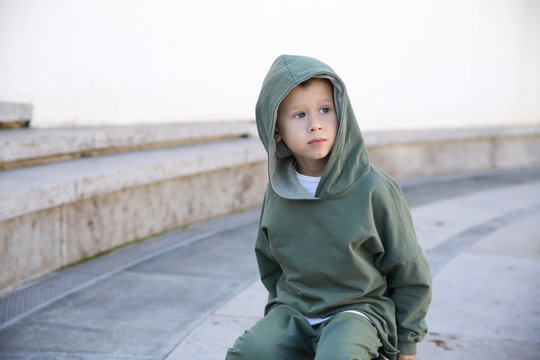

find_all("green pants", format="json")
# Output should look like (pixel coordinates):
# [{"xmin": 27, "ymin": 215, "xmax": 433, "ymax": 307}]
[{"xmin": 226, "ymin": 305, "xmax": 382, "ymax": 360}]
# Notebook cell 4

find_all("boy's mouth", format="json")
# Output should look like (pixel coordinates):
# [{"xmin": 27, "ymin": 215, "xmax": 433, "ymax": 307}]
[{"xmin": 308, "ymin": 138, "xmax": 326, "ymax": 145}]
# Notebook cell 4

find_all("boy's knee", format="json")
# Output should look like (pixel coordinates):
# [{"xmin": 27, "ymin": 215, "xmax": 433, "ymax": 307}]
[
  {"xmin": 226, "ymin": 330, "xmax": 279, "ymax": 360},
  {"xmin": 314, "ymin": 313, "xmax": 381, "ymax": 360},
  {"xmin": 226, "ymin": 305, "xmax": 314, "ymax": 360},
  {"xmin": 315, "ymin": 345, "xmax": 373, "ymax": 360}
]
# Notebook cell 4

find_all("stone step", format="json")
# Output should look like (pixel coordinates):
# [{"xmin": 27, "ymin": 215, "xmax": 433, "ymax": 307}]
[
  {"xmin": 364, "ymin": 125, "xmax": 540, "ymax": 178},
  {"xmin": 2, "ymin": 123, "xmax": 539, "ymax": 172},
  {"xmin": 0, "ymin": 137, "xmax": 265, "ymax": 222},
  {"xmin": 0, "ymin": 135, "xmax": 267, "ymax": 294},
  {"xmin": 0, "ymin": 102, "xmax": 32, "ymax": 129},
  {"xmin": 0, "ymin": 121, "xmax": 256, "ymax": 170}
]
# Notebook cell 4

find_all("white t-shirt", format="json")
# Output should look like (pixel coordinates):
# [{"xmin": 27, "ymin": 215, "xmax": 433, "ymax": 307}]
[
  {"xmin": 306, "ymin": 310, "xmax": 372, "ymax": 326},
  {"xmin": 294, "ymin": 168, "xmax": 321, "ymax": 197}
]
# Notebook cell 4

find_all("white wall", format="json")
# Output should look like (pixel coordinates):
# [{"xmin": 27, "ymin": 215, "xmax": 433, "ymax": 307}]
[{"xmin": 0, "ymin": 0, "xmax": 539, "ymax": 130}]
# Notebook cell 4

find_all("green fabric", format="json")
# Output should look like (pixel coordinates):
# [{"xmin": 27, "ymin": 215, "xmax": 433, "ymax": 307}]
[
  {"xmin": 254, "ymin": 54, "xmax": 432, "ymax": 358},
  {"xmin": 226, "ymin": 304, "xmax": 382, "ymax": 359}
]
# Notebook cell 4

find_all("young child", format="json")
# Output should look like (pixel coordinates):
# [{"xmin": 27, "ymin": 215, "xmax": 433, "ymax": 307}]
[{"xmin": 226, "ymin": 55, "xmax": 432, "ymax": 360}]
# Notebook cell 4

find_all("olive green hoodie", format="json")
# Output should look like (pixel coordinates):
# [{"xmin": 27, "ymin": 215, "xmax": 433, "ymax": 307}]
[{"xmin": 254, "ymin": 55, "xmax": 431, "ymax": 358}]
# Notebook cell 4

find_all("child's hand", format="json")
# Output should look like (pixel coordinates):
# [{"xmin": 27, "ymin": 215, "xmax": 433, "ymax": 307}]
[{"xmin": 397, "ymin": 355, "xmax": 415, "ymax": 360}]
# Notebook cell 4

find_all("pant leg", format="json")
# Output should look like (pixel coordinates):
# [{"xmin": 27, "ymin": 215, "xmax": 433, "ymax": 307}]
[
  {"xmin": 226, "ymin": 305, "xmax": 315, "ymax": 360},
  {"xmin": 314, "ymin": 312, "xmax": 382, "ymax": 360}
]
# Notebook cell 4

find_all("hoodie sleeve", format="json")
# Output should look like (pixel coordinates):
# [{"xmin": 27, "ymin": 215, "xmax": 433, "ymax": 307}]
[
  {"xmin": 373, "ymin": 176, "xmax": 432, "ymax": 355},
  {"xmin": 254, "ymin": 202, "xmax": 283, "ymax": 315}
]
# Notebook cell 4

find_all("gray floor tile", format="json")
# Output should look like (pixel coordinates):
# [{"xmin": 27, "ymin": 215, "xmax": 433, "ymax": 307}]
[{"xmin": 0, "ymin": 272, "xmax": 243, "ymax": 358}]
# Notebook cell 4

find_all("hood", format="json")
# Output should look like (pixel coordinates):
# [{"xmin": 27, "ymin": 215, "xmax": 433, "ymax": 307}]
[{"xmin": 255, "ymin": 54, "xmax": 371, "ymax": 199}]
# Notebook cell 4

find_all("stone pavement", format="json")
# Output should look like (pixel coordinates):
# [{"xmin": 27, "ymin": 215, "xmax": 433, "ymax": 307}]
[{"xmin": 1, "ymin": 167, "xmax": 539, "ymax": 360}]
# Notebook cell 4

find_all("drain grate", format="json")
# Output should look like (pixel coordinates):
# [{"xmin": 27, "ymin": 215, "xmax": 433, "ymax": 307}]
[{"xmin": 0, "ymin": 271, "xmax": 92, "ymax": 327}]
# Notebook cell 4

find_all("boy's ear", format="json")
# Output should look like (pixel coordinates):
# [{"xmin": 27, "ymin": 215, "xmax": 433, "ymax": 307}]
[{"xmin": 274, "ymin": 128, "xmax": 282, "ymax": 142}]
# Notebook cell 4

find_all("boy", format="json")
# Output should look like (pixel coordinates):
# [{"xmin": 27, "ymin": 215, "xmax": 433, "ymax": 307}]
[{"xmin": 226, "ymin": 55, "xmax": 431, "ymax": 360}]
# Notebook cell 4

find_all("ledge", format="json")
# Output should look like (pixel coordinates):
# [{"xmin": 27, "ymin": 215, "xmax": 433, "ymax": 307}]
[
  {"xmin": 366, "ymin": 125, "xmax": 540, "ymax": 179},
  {"xmin": 0, "ymin": 121, "xmax": 257, "ymax": 169},
  {"xmin": 0, "ymin": 102, "xmax": 32, "ymax": 129},
  {"xmin": 363, "ymin": 125, "xmax": 540, "ymax": 147},
  {"xmin": 3, "ymin": 123, "xmax": 538, "ymax": 166},
  {"xmin": 0, "ymin": 137, "xmax": 266, "ymax": 221}
]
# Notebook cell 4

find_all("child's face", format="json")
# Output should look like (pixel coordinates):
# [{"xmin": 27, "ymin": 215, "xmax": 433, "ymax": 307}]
[{"xmin": 275, "ymin": 78, "xmax": 338, "ymax": 177}]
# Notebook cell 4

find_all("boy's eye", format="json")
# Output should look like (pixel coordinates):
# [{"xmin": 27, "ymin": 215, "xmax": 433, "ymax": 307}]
[
  {"xmin": 293, "ymin": 112, "xmax": 306, "ymax": 119},
  {"xmin": 320, "ymin": 107, "xmax": 330, "ymax": 114}
]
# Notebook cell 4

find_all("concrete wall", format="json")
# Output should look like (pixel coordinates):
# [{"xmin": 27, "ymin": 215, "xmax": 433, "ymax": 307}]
[
  {"xmin": 0, "ymin": 161, "xmax": 268, "ymax": 294},
  {"xmin": 367, "ymin": 127, "xmax": 540, "ymax": 178},
  {"xmin": 1, "ymin": 0, "xmax": 539, "ymax": 130}
]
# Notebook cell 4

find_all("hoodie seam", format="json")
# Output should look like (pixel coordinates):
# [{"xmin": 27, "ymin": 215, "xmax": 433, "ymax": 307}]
[
  {"xmin": 269, "ymin": 57, "xmax": 295, "ymax": 146},
  {"xmin": 281, "ymin": 56, "xmax": 298, "ymax": 84},
  {"xmin": 318, "ymin": 163, "xmax": 372, "ymax": 200}
]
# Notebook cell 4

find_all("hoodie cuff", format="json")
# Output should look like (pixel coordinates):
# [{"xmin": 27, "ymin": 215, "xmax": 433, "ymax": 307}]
[{"xmin": 398, "ymin": 341, "xmax": 417, "ymax": 356}]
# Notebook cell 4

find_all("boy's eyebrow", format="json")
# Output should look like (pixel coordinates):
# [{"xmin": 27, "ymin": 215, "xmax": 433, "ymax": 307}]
[
  {"xmin": 279, "ymin": 103, "xmax": 302, "ymax": 115},
  {"xmin": 285, "ymin": 99, "xmax": 334, "ymax": 111}
]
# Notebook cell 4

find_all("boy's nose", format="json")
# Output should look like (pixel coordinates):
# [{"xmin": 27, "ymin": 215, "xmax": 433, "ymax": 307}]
[{"xmin": 308, "ymin": 116, "xmax": 324, "ymax": 132}]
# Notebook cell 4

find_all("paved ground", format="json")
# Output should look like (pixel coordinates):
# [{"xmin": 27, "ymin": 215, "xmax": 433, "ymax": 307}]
[{"xmin": 1, "ymin": 167, "xmax": 539, "ymax": 360}]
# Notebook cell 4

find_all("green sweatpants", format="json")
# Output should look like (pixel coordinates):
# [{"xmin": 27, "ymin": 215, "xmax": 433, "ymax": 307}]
[{"xmin": 226, "ymin": 305, "xmax": 382, "ymax": 360}]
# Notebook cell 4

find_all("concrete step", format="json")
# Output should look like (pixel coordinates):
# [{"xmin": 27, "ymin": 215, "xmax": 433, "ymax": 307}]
[
  {"xmin": 0, "ymin": 135, "xmax": 267, "ymax": 294},
  {"xmin": 0, "ymin": 121, "xmax": 256, "ymax": 170},
  {"xmin": 0, "ymin": 137, "xmax": 265, "ymax": 221},
  {"xmin": 364, "ymin": 125, "xmax": 540, "ymax": 178},
  {"xmin": 0, "ymin": 102, "xmax": 32, "ymax": 129},
  {"xmin": 2, "ymin": 124, "xmax": 539, "ymax": 172}
]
